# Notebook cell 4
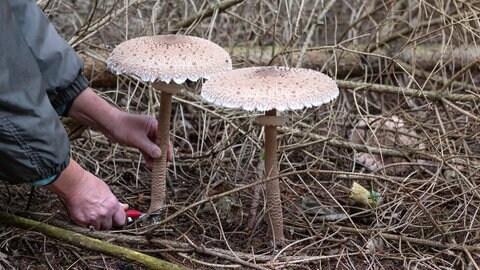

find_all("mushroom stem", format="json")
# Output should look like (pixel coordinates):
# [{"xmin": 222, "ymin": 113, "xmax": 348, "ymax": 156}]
[
  {"xmin": 149, "ymin": 82, "xmax": 181, "ymax": 213},
  {"xmin": 263, "ymin": 109, "xmax": 285, "ymax": 244}
]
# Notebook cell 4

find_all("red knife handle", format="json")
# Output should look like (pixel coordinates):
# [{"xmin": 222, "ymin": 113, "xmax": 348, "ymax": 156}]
[{"xmin": 125, "ymin": 209, "xmax": 142, "ymax": 219}]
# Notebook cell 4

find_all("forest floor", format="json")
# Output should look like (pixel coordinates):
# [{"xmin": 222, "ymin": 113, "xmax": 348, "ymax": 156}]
[{"xmin": 1, "ymin": 0, "xmax": 479, "ymax": 269}]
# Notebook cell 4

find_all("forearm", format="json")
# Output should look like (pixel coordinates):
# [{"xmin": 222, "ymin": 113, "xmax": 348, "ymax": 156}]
[
  {"xmin": 45, "ymin": 158, "xmax": 85, "ymax": 198},
  {"xmin": 67, "ymin": 87, "xmax": 120, "ymax": 139}
]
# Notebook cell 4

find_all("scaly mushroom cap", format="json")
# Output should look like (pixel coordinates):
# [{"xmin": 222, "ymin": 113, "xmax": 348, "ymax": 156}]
[
  {"xmin": 201, "ymin": 66, "xmax": 339, "ymax": 111},
  {"xmin": 107, "ymin": 35, "xmax": 232, "ymax": 84}
]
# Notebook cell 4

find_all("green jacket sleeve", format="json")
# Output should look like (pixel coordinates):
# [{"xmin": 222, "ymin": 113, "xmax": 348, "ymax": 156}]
[
  {"xmin": 8, "ymin": 0, "xmax": 88, "ymax": 112},
  {"xmin": 0, "ymin": 0, "xmax": 75, "ymax": 184}
]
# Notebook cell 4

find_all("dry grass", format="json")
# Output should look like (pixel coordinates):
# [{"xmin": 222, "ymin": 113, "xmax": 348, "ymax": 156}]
[{"xmin": 1, "ymin": 0, "xmax": 479, "ymax": 269}]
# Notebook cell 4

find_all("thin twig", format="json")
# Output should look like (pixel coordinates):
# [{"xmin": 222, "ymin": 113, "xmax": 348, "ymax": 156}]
[{"xmin": 168, "ymin": 0, "xmax": 246, "ymax": 33}]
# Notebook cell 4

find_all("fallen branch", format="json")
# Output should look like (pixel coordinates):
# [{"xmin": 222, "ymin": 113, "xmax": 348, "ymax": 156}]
[
  {"xmin": 331, "ymin": 224, "xmax": 480, "ymax": 253},
  {"xmin": 19, "ymin": 214, "xmax": 480, "ymax": 266},
  {"xmin": 80, "ymin": 45, "xmax": 480, "ymax": 103},
  {"xmin": 337, "ymin": 80, "xmax": 480, "ymax": 103},
  {"xmin": 168, "ymin": 0, "xmax": 246, "ymax": 33},
  {"xmin": 279, "ymin": 126, "xmax": 437, "ymax": 161},
  {"xmin": 2, "ymin": 216, "xmax": 364, "ymax": 264},
  {"xmin": 0, "ymin": 211, "xmax": 187, "ymax": 270}
]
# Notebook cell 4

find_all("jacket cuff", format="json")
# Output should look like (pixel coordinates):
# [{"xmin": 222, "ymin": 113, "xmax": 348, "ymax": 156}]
[
  {"xmin": 51, "ymin": 73, "xmax": 89, "ymax": 115},
  {"xmin": 30, "ymin": 174, "xmax": 59, "ymax": 186}
]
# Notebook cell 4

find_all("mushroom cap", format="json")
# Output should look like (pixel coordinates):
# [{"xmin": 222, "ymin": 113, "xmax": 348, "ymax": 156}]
[
  {"xmin": 201, "ymin": 66, "xmax": 339, "ymax": 111},
  {"xmin": 107, "ymin": 35, "xmax": 232, "ymax": 84}
]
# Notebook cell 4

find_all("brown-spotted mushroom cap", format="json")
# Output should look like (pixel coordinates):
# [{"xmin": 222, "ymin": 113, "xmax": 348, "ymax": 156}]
[
  {"xmin": 107, "ymin": 35, "xmax": 232, "ymax": 84},
  {"xmin": 201, "ymin": 66, "xmax": 339, "ymax": 111}
]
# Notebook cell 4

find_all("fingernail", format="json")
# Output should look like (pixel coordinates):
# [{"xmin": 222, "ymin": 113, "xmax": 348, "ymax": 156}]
[{"xmin": 153, "ymin": 148, "xmax": 162, "ymax": 158}]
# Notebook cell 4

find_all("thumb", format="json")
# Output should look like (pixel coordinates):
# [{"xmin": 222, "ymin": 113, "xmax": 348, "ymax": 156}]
[{"xmin": 138, "ymin": 139, "xmax": 162, "ymax": 159}]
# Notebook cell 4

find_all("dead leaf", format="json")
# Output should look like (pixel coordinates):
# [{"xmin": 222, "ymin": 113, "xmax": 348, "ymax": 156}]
[
  {"xmin": 301, "ymin": 196, "xmax": 347, "ymax": 221},
  {"xmin": 348, "ymin": 115, "xmax": 425, "ymax": 174},
  {"xmin": 349, "ymin": 182, "xmax": 381, "ymax": 208},
  {"xmin": 365, "ymin": 236, "xmax": 385, "ymax": 253}
]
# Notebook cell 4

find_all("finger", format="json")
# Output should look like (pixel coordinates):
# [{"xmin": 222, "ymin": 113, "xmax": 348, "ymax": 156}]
[
  {"xmin": 91, "ymin": 220, "xmax": 101, "ymax": 231},
  {"xmin": 145, "ymin": 158, "xmax": 153, "ymax": 169},
  {"xmin": 120, "ymin": 203, "xmax": 129, "ymax": 210},
  {"xmin": 100, "ymin": 215, "xmax": 113, "ymax": 230},
  {"xmin": 72, "ymin": 218, "xmax": 89, "ymax": 229},
  {"xmin": 140, "ymin": 150, "xmax": 154, "ymax": 169},
  {"xmin": 112, "ymin": 205, "xmax": 127, "ymax": 227},
  {"xmin": 72, "ymin": 214, "xmax": 100, "ymax": 230},
  {"xmin": 147, "ymin": 116, "xmax": 158, "ymax": 141},
  {"xmin": 100, "ymin": 200, "xmax": 122, "ymax": 230},
  {"xmin": 140, "ymin": 139, "xmax": 162, "ymax": 159}
]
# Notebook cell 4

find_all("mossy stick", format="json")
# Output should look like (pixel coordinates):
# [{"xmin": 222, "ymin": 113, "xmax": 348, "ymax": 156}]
[{"xmin": 0, "ymin": 211, "xmax": 187, "ymax": 270}]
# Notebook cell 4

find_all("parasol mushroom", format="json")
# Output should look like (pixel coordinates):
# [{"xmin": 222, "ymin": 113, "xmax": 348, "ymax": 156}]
[
  {"xmin": 107, "ymin": 35, "xmax": 232, "ymax": 213},
  {"xmin": 201, "ymin": 66, "xmax": 339, "ymax": 245}
]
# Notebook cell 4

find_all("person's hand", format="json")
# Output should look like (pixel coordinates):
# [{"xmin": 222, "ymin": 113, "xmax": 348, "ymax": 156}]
[
  {"xmin": 45, "ymin": 159, "xmax": 127, "ymax": 230},
  {"xmin": 68, "ymin": 88, "xmax": 173, "ymax": 168},
  {"xmin": 106, "ymin": 111, "xmax": 173, "ymax": 168}
]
